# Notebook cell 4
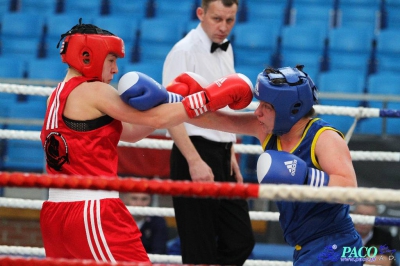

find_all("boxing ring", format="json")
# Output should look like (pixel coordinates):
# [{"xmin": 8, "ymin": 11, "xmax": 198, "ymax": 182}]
[{"xmin": 0, "ymin": 83, "xmax": 400, "ymax": 265}]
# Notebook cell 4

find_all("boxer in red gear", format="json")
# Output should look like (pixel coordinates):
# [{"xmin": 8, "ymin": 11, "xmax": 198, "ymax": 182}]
[{"xmin": 40, "ymin": 19, "xmax": 253, "ymax": 263}]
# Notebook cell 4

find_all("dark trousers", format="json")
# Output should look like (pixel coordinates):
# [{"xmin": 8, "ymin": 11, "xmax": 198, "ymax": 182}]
[{"xmin": 170, "ymin": 136, "xmax": 255, "ymax": 265}]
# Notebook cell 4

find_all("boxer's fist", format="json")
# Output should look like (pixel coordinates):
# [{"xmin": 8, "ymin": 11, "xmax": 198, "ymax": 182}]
[
  {"xmin": 257, "ymin": 150, "xmax": 330, "ymax": 187},
  {"xmin": 181, "ymin": 73, "xmax": 253, "ymax": 118},
  {"xmin": 166, "ymin": 72, "xmax": 208, "ymax": 96},
  {"xmin": 118, "ymin": 71, "xmax": 183, "ymax": 111},
  {"xmin": 204, "ymin": 73, "xmax": 253, "ymax": 111}
]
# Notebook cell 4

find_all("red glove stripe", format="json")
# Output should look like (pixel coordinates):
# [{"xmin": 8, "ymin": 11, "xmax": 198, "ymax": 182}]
[{"xmin": 187, "ymin": 92, "xmax": 206, "ymax": 109}]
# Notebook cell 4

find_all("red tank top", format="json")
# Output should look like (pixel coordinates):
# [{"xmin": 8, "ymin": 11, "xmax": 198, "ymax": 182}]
[{"xmin": 40, "ymin": 77, "xmax": 122, "ymax": 177}]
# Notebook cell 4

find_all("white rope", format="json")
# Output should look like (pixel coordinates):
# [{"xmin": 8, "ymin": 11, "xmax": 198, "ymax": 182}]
[
  {"xmin": 247, "ymin": 102, "xmax": 382, "ymax": 118},
  {"xmin": 0, "ymin": 198, "xmax": 384, "ymax": 225},
  {"xmin": 0, "ymin": 129, "xmax": 399, "ymax": 161},
  {"xmin": 257, "ymin": 185, "xmax": 400, "ymax": 206},
  {"xmin": 0, "ymin": 83, "xmax": 394, "ymax": 118},
  {"xmin": 0, "ymin": 83, "xmax": 53, "ymax": 96},
  {"xmin": 0, "ymin": 245, "xmax": 292, "ymax": 266}
]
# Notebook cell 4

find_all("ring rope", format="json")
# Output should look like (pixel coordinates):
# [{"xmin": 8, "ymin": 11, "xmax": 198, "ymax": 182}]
[
  {"xmin": 1, "ymin": 172, "xmax": 400, "ymax": 205},
  {"xmin": 1, "ymin": 129, "xmax": 399, "ymax": 161},
  {"xmin": 0, "ymin": 246, "xmax": 293, "ymax": 266},
  {"xmin": 1, "ymin": 83, "xmax": 400, "ymax": 118},
  {"xmin": 1, "ymin": 197, "xmax": 398, "ymax": 226}
]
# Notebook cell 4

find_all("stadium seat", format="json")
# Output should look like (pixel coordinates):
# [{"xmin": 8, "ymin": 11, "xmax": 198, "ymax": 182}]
[
  {"xmin": 232, "ymin": 22, "xmax": 280, "ymax": 67},
  {"xmin": 359, "ymin": 72, "xmax": 400, "ymax": 135},
  {"xmin": 0, "ymin": 13, "xmax": 45, "ymax": 61},
  {"xmin": 19, "ymin": 0, "xmax": 57, "ymax": 15},
  {"xmin": 155, "ymin": 0, "xmax": 195, "ymax": 22},
  {"xmin": 0, "ymin": 0, "xmax": 10, "ymax": 15},
  {"xmin": 317, "ymin": 70, "xmax": 366, "ymax": 134},
  {"xmin": 0, "ymin": 57, "xmax": 26, "ymax": 79},
  {"xmin": 336, "ymin": 4, "xmax": 379, "ymax": 31},
  {"xmin": 108, "ymin": 0, "xmax": 148, "ymax": 19},
  {"xmin": 246, "ymin": 1, "xmax": 286, "ymax": 25},
  {"xmin": 139, "ymin": 18, "xmax": 185, "ymax": 63},
  {"xmin": 375, "ymin": 28, "xmax": 400, "ymax": 74},
  {"xmin": 44, "ymin": 15, "xmax": 92, "ymax": 59},
  {"xmin": 26, "ymin": 58, "xmax": 67, "ymax": 82},
  {"xmin": 2, "ymin": 101, "xmax": 46, "ymax": 172},
  {"xmin": 291, "ymin": 3, "xmax": 334, "ymax": 29},
  {"xmin": 235, "ymin": 64, "xmax": 262, "ymax": 87},
  {"xmin": 280, "ymin": 24, "xmax": 327, "ymax": 78},
  {"xmin": 62, "ymin": 0, "xmax": 102, "ymax": 17},
  {"xmin": 386, "ymin": 5, "xmax": 400, "ymax": 29},
  {"xmin": 327, "ymin": 26, "xmax": 375, "ymax": 75},
  {"xmin": 92, "ymin": 17, "xmax": 140, "ymax": 45}
]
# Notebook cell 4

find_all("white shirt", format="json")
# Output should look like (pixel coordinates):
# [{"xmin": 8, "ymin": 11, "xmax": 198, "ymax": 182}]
[{"xmin": 162, "ymin": 23, "xmax": 236, "ymax": 143}]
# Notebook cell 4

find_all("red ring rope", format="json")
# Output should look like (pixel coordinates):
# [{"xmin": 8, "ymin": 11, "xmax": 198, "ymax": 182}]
[{"xmin": 0, "ymin": 172, "xmax": 260, "ymax": 199}]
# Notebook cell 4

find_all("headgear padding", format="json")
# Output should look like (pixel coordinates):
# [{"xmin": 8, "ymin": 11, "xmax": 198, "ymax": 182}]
[
  {"xmin": 254, "ymin": 65, "xmax": 318, "ymax": 135},
  {"xmin": 59, "ymin": 19, "xmax": 125, "ymax": 80}
]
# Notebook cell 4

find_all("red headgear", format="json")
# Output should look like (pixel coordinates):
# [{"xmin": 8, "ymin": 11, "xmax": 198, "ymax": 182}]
[{"xmin": 58, "ymin": 19, "xmax": 125, "ymax": 80}]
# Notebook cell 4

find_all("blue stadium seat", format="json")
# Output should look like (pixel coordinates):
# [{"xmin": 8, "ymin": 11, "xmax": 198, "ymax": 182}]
[
  {"xmin": 139, "ymin": 18, "xmax": 185, "ymax": 63},
  {"xmin": 44, "ymin": 15, "xmax": 85, "ymax": 59},
  {"xmin": 108, "ymin": 0, "xmax": 147, "ymax": 19},
  {"xmin": 0, "ymin": 0, "xmax": 10, "ymax": 15},
  {"xmin": 26, "ymin": 58, "xmax": 67, "ymax": 82},
  {"xmin": 233, "ymin": 22, "xmax": 280, "ymax": 67},
  {"xmin": 0, "ymin": 57, "xmax": 26, "ymax": 79},
  {"xmin": 317, "ymin": 70, "xmax": 366, "ymax": 134},
  {"xmin": 235, "ymin": 65, "xmax": 261, "ymax": 87},
  {"xmin": 62, "ymin": 0, "xmax": 102, "ymax": 17},
  {"xmin": 92, "ymin": 16, "xmax": 140, "ymax": 45},
  {"xmin": 280, "ymin": 24, "xmax": 327, "ymax": 77},
  {"xmin": 19, "ymin": 0, "xmax": 57, "ymax": 15},
  {"xmin": 3, "ymin": 101, "xmax": 46, "ymax": 172},
  {"xmin": 386, "ymin": 5, "xmax": 400, "ymax": 29},
  {"xmin": 327, "ymin": 26, "xmax": 375, "ymax": 75},
  {"xmin": 291, "ymin": 4, "xmax": 334, "ymax": 29},
  {"xmin": 336, "ymin": 4, "xmax": 379, "ymax": 31},
  {"xmin": 359, "ymin": 72, "xmax": 400, "ymax": 135},
  {"xmin": 0, "ymin": 13, "xmax": 45, "ymax": 61},
  {"xmin": 155, "ymin": 0, "xmax": 195, "ymax": 21},
  {"xmin": 375, "ymin": 28, "xmax": 400, "ymax": 74},
  {"xmin": 247, "ymin": 1, "xmax": 286, "ymax": 25}
]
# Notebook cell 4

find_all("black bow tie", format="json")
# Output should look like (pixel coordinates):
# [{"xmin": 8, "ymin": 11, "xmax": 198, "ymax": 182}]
[{"xmin": 210, "ymin": 41, "xmax": 230, "ymax": 53}]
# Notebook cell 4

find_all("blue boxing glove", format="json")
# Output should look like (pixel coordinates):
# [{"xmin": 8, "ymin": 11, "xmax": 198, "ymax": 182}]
[
  {"xmin": 257, "ymin": 150, "xmax": 330, "ymax": 187},
  {"xmin": 118, "ymin": 71, "xmax": 183, "ymax": 111}
]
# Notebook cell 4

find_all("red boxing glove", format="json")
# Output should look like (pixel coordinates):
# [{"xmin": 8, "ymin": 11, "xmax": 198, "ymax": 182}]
[
  {"xmin": 204, "ymin": 73, "xmax": 253, "ymax": 111},
  {"xmin": 182, "ymin": 73, "xmax": 253, "ymax": 118},
  {"xmin": 166, "ymin": 72, "xmax": 208, "ymax": 96}
]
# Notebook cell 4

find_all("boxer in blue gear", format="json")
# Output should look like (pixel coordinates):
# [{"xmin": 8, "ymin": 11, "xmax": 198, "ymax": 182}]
[{"xmin": 190, "ymin": 65, "xmax": 363, "ymax": 265}]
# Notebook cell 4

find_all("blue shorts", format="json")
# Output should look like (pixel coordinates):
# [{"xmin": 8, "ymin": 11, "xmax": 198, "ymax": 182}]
[{"xmin": 293, "ymin": 231, "xmax": 363, "ymax": 265}]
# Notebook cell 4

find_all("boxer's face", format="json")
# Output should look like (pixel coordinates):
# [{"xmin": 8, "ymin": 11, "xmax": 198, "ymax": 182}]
[
  {"xmin": 102, "ymin": 53, "xmax": 119, "ymax": 84},
  {"xmin": 197, "ymin": 0, "xmax": 237, "ymax": 44},
  {"xmin": 254, "ymin": 101, "xmax": 275, "ymax": 134}
]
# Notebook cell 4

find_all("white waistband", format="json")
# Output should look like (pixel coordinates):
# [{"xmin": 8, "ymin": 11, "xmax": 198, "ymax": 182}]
[{"xmin": 48, "ymin": 188, "xmax": 119, "ymax": 202}]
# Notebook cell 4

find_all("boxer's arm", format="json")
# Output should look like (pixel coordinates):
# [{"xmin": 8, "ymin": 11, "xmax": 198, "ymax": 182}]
[{"xmin": 314, "ymin": 130, "xmax": 357, "ymax": 188}]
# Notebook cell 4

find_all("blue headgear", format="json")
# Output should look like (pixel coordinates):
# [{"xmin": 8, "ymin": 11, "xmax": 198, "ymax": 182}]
[{"xmin": 253, "ymin": 65, "xmax": 318, "ymax": 135}]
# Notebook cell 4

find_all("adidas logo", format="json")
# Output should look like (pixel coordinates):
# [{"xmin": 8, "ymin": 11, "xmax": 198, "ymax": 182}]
[
  {"xmin": 284, "ymin": 159, "xmax": 297, "ymax": 176},
  {"xmin": 215, "ymin": 77, "xmax": 227, "ymax": 87}
]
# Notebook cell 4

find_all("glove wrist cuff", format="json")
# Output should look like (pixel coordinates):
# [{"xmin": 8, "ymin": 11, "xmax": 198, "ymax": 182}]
[{"xmin": 306, "ymin": 168, "xmax": 330, "ymax": 187}]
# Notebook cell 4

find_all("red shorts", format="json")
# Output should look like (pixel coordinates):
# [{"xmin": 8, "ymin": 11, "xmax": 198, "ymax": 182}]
[{"xmin": 40, "ymin": 196, "xmax": 150, "ymax": 263}]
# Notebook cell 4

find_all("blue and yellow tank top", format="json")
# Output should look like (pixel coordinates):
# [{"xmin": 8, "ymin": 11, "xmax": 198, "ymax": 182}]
[{"xmin": 262, "ymin": 118, "xmax": 355, "ymax": 246}]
